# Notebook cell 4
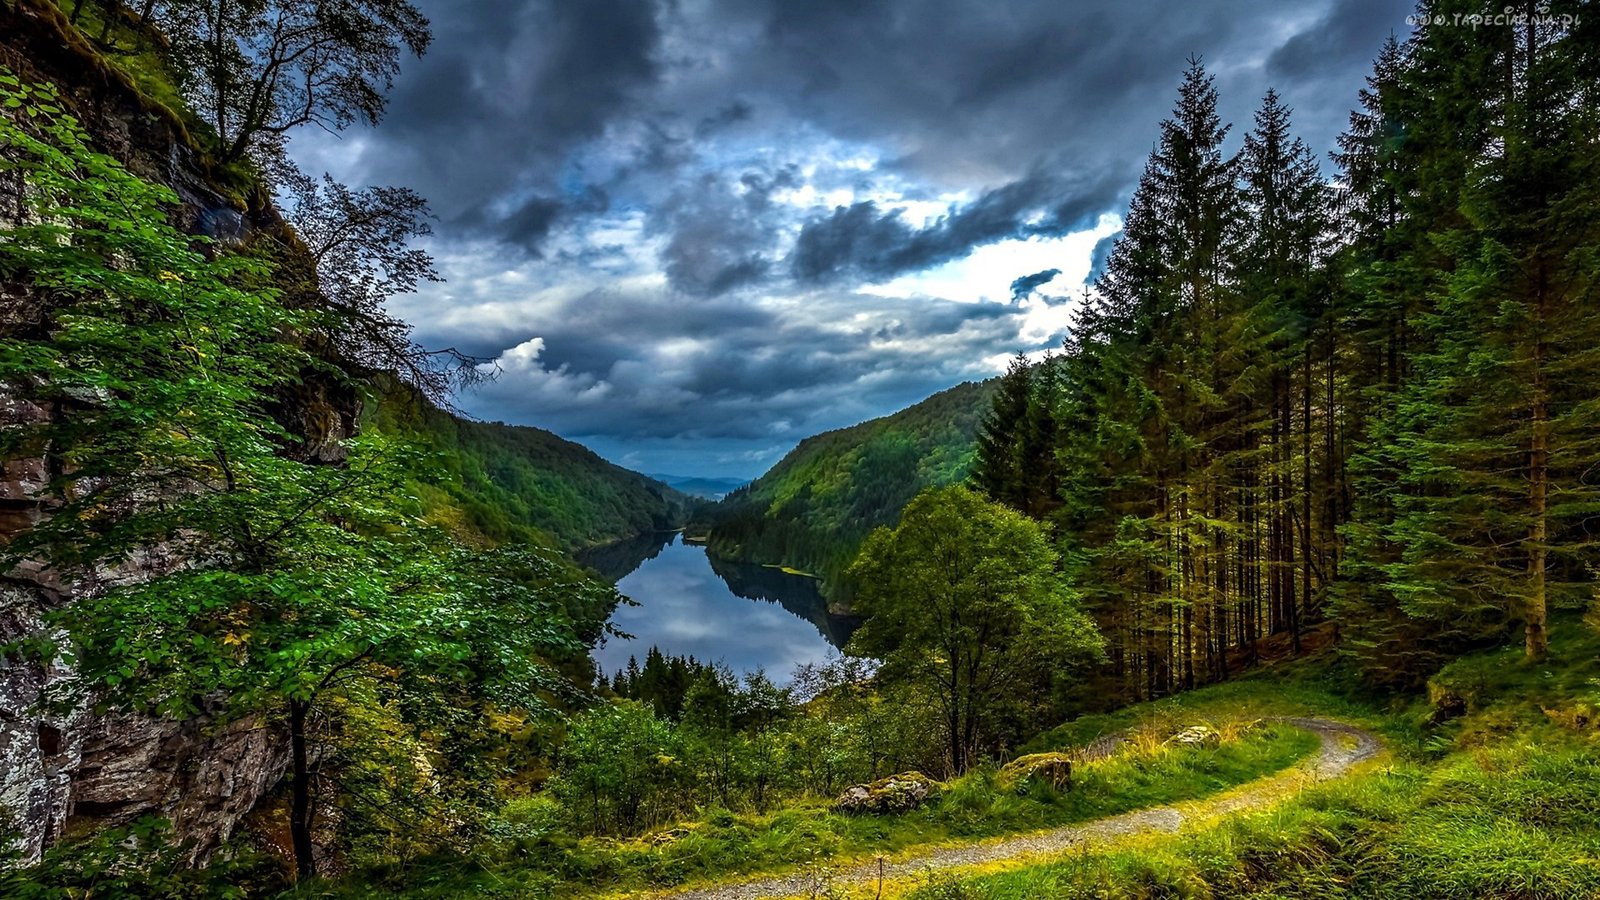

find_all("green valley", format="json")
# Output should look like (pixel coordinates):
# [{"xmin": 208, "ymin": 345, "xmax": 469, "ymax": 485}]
[
  {"xmin": 6, "ymin": 1, "xmax": 1600, "ymax": 898},
  {"xmin": 694, "ymin": 379, "xmax": 996, "ymax": 598}
]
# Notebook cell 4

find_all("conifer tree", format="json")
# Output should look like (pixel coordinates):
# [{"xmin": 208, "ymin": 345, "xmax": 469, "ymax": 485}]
[
  {"xmin": 1375, "ymin": 5, "xmax": 1600, "ymax": 662},
  {"xmin": 973, "ymin": 353, "xmax": 1035, "ymax": 509},
  {"xmin": 1237, "ymin": 89, "xmax": 1334, "ymax": 654}
]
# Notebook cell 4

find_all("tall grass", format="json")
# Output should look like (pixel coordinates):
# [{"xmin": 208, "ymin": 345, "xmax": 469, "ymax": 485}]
[{"xmin": 918, "ymin": 745, "xmax": 1600, "ymax": 900}]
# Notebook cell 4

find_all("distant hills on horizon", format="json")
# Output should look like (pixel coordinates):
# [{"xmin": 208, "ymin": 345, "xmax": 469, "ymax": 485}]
[{"xmin": 647, "ymin": 474, "xmax": 751, "ymax": 500}]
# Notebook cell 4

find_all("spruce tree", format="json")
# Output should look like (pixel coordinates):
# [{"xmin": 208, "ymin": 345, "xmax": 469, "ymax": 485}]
[
  {"xmin": 973, "ymin": 353, "xmax": 1035, "ymax": 510},
  {"xmin": 1236, "ymin": 89, "xmax": 1333, "ymax": 654}
]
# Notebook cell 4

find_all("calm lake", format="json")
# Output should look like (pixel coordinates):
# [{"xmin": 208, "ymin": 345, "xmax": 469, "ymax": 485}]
[{"xmin": 580, "ymin": 532, "xmax": 860, "ymax": 683}]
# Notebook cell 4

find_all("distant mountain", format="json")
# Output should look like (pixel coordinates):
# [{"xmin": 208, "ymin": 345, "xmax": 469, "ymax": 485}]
[
  {"xmin": 373, "ymin": 391, "xmax": 694, "ymax": 552},
  {"xmin": 694, "ymin": 379, "xmax": 998, "ymax": 601},
  {"xmin": 648, "ymin": 474, "xmax": 750, "ymax": 500}
]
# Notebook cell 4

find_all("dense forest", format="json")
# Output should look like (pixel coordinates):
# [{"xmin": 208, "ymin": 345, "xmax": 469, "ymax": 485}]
[
  {"xmin": 697, "ymin": 378, "xmax": 995, "ymax": 597},
  {"xmin": 973, "ymin": 20, "xmax": 1600, "ymax": 700}
]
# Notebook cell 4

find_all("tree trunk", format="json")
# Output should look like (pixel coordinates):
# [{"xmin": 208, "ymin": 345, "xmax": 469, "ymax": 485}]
[
  {"xmin": 289, "ymin": 699, "xmax": 316, "ymax": 881},
  {"xmin": 1297, "ymin": 342, "xmax": 1311, "ymax": 652},
  {"xmin": 1526, "ymin": 295, "xmax": 1549, "ymax": 660}
]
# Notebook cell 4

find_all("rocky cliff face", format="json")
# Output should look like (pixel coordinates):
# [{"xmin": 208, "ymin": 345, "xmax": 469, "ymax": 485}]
[{"xmin": 0, "ymin": 0, "xmax": 354, "ymax": 862}]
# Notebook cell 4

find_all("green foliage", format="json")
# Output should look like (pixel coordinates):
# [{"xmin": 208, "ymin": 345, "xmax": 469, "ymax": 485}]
[
  {"xmin": 849, "ymin": 487, "xmax": 1104, "ymax": 772},
  {"xmin": 0, "ymin": 818, "xmax": 287, "ymax": 900},
  {"xmin": 968, "ymin": 12, "xmax": 1600, "ymax": 703},
  {"xmin": 551, "ymin": 701, "xmax": 683, "ymax": 835},
  {"xmin": 699, "ymin": 379, "xmax": 997, "ymax": 595},
  {"xmin": 0, "ymin": 73, "xmax": 609, "ymax": 877},
  {"xmin": 921, "ymin": 624, "xmax": 1600, "ymax": 900},
  {"xmin": 0, "ymin": 73, "xmax": 304, "ymax": 568},
  {"xmin": 973, "ymin": 354, "xmax": 1067, "ymax": 519},
  {"xmin": 1331, "ymin": 5, "xmax": 1600, "ymax": 677},
  {"xmin": 550, "ymin": 670, "xmax": 811, "ymax": 836}
]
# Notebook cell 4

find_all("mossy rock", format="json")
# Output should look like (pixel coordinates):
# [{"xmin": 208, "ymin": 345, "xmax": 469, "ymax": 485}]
[
  {"xmin": 998, "ymin": 752, "xmax": 1074, "ymax": 792},
  {"xmin": 832, "ymin": 772, "xmax": 940, "ymax": 815},
  {"xmin": 1166, "ymin": 725, "xmax": 1222, "ymax": 748}
]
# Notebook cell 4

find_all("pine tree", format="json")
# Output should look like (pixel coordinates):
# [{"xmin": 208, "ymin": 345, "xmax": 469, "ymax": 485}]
[
  {"xmin": 1236, "ymin": 89, "xmax": 1334, "ymax": 655},
  {"xmin": 974, "ymin": 354, "xmax": 1035, "ymax": 510},
  {"xmin": 1020, "ymin": 353, "xmax": 1066, "ymax": 518},
  {"xmin": 1060, "ymin": 58, "xmax": 1244, "ymax": 697},
  {"xmin": 1336, "ymin": 3, "xmax": 1600, "ymax": 677}
]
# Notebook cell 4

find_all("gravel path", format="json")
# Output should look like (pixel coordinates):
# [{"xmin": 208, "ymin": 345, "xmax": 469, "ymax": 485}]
[{"xmin": 639, "ymin": 717, "xmax": 1380, "ymax": 900}]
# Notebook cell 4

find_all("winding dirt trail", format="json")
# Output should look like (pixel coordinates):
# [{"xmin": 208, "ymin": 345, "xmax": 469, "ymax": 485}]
[{"xmin": 638, "ymin": 717, "xmax": 1381, "ymax": 900}]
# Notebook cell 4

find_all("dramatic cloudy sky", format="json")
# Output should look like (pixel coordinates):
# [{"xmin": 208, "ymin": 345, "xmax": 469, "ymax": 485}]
[{"xmin": 291, "ymin": 0, "xmax": 1415, "ymax": 479}]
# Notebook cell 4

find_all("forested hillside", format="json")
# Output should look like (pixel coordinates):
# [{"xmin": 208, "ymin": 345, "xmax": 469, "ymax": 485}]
[
  {"xmin": 374, "ymin": 391, "xmax": 692, "ymax": 552},
  {"xmin": 975, "ymin": 26, "xmax": 1600, "ymax": 703},
  {"xmin": 696, "ymin": 378, "xmax": 995, "ymax": 595}
]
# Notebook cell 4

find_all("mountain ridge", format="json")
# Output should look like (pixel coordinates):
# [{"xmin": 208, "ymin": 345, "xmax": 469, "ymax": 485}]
[
  {"xmin": 373, "ymin": 390, "xmax": 695, "ymax": 552},
  {"xmin": 694, "ymin": 378, "xmax": 998, "ymax": 599}
]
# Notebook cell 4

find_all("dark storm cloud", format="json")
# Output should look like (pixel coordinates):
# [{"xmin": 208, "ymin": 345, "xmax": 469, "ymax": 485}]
[
  {"xmin": 492, "ymin": 188, "xmax": 610, "ymax": 257},
  {"xmin": 1010, "ymin": 269, "xmax": 1061, "ymax": 302},
  {"xmin": 325, "ymin": 0, "xmax": 661, "ymax": 250},
  {"xmin": 1263, "ymin": 0, "xmax": 1419, "ymax": 159},
  {"xmin": 696, "ymin": 101, "xmax": 755, "ymax": 138},
  {"xmin": 652, "ymin": 168, "xmax": 798, "ymax": 297},
  {"xmin": 322, "ymin": 0, "xmax": 1414, "ymax": 259},
  {"xmin": 693, "ymin": 0, "xmax": 1376, "ymax": 183},
  {"xmin": 792, "ymin": 172, "xmax": 1117, "ymax": 283},
  {"xmin": 296, "ymin": 0, "xmax": 1419, "ymax": 475},
  {"xmin": 1268, "ymin": 0, "xmax": 1410, "ymax": 83},
  {"xmin": 460, "ymin": 286, "xmax": 1025, "ymax": 449}
]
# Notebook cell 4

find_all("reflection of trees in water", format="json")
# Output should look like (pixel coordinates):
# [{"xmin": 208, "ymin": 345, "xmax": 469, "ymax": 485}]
[
  {"xmin": 705, "ymin": 552, "xmax": 862, "ymax": 648},
  {"xmin": 578, "ymin": 532, "xmax": 862, "ymax": 649},
  {"xmin": 576, "ymin": 531, "xmax": 676, "ymax": 582}
]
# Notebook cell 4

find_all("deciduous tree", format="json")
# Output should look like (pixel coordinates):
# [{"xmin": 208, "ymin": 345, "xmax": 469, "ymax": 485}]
[{"xmin": 847, "ymin": 487, "xmax": 1102, "ymax": 773}]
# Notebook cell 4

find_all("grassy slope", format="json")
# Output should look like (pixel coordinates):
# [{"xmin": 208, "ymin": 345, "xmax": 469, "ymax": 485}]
[
  {"xmin": 696, "ymin": 379, "xmax": 996, "ymax": 596},
  {"xmin": 899, "ymin": 622, "xmax": 1600, "ymax": 900},
  {"xmin": 372, "ymin": 391, "xmax": 694, "ymax": 554}
]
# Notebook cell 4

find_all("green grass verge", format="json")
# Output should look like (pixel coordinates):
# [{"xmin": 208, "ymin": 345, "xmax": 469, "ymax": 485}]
[
  {"xmin": 901, "ymin": 622, "xmax": 1600, "ymax": 900},
  {"xmin": 1023, "ymin": 654, "xmax": 1418, "ymax": 758},
  {"xmin": 905, "ymin": 742, "xmax": 1600, "ymax": 900},
  {"xmin": 326, "ymin": 723, "xmax": 1319, "ymax": 899}
]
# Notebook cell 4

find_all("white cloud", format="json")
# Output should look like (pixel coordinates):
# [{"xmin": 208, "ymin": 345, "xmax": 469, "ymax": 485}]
[
  {"xmin": 858, "ymin": 212, "xmax": 1123, "ymax": 305},
  {"xmin": 481, "ymin": 337, "xmax": 614, "ymax": 405}
]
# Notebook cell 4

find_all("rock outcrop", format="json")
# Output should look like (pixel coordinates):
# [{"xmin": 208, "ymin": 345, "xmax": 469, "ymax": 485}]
[
  {"xmin": 997, "ymin": 752, "xmax": 1074, "ymax": 792},
  {"xmin": 832, "ymin": 772, "xmax": 940, "ymax": 815},
  {"xmin": 1166, "ymin": 725, "xmax": 1222, "ymax": 748},
  {"xmin": 0, "ymin": 0, "xmax": 354, "ymax": 862}
]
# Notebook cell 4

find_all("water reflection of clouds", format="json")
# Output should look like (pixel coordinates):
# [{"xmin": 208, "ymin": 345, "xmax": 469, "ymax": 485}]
[{"xmin": 593, "ymin": 535, "xmax": 845, "ymax": 683}]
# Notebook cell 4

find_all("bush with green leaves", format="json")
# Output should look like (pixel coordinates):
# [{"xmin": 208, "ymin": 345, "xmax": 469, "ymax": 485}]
[{"xmin": 0, "ymin": 817, "xmax": 285, "ymax": 900}]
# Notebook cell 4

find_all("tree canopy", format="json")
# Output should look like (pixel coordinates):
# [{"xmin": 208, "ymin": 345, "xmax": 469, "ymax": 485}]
[{"xmin": 847, "ymin": 486, "xmax": 1103, "ymax": 772}]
